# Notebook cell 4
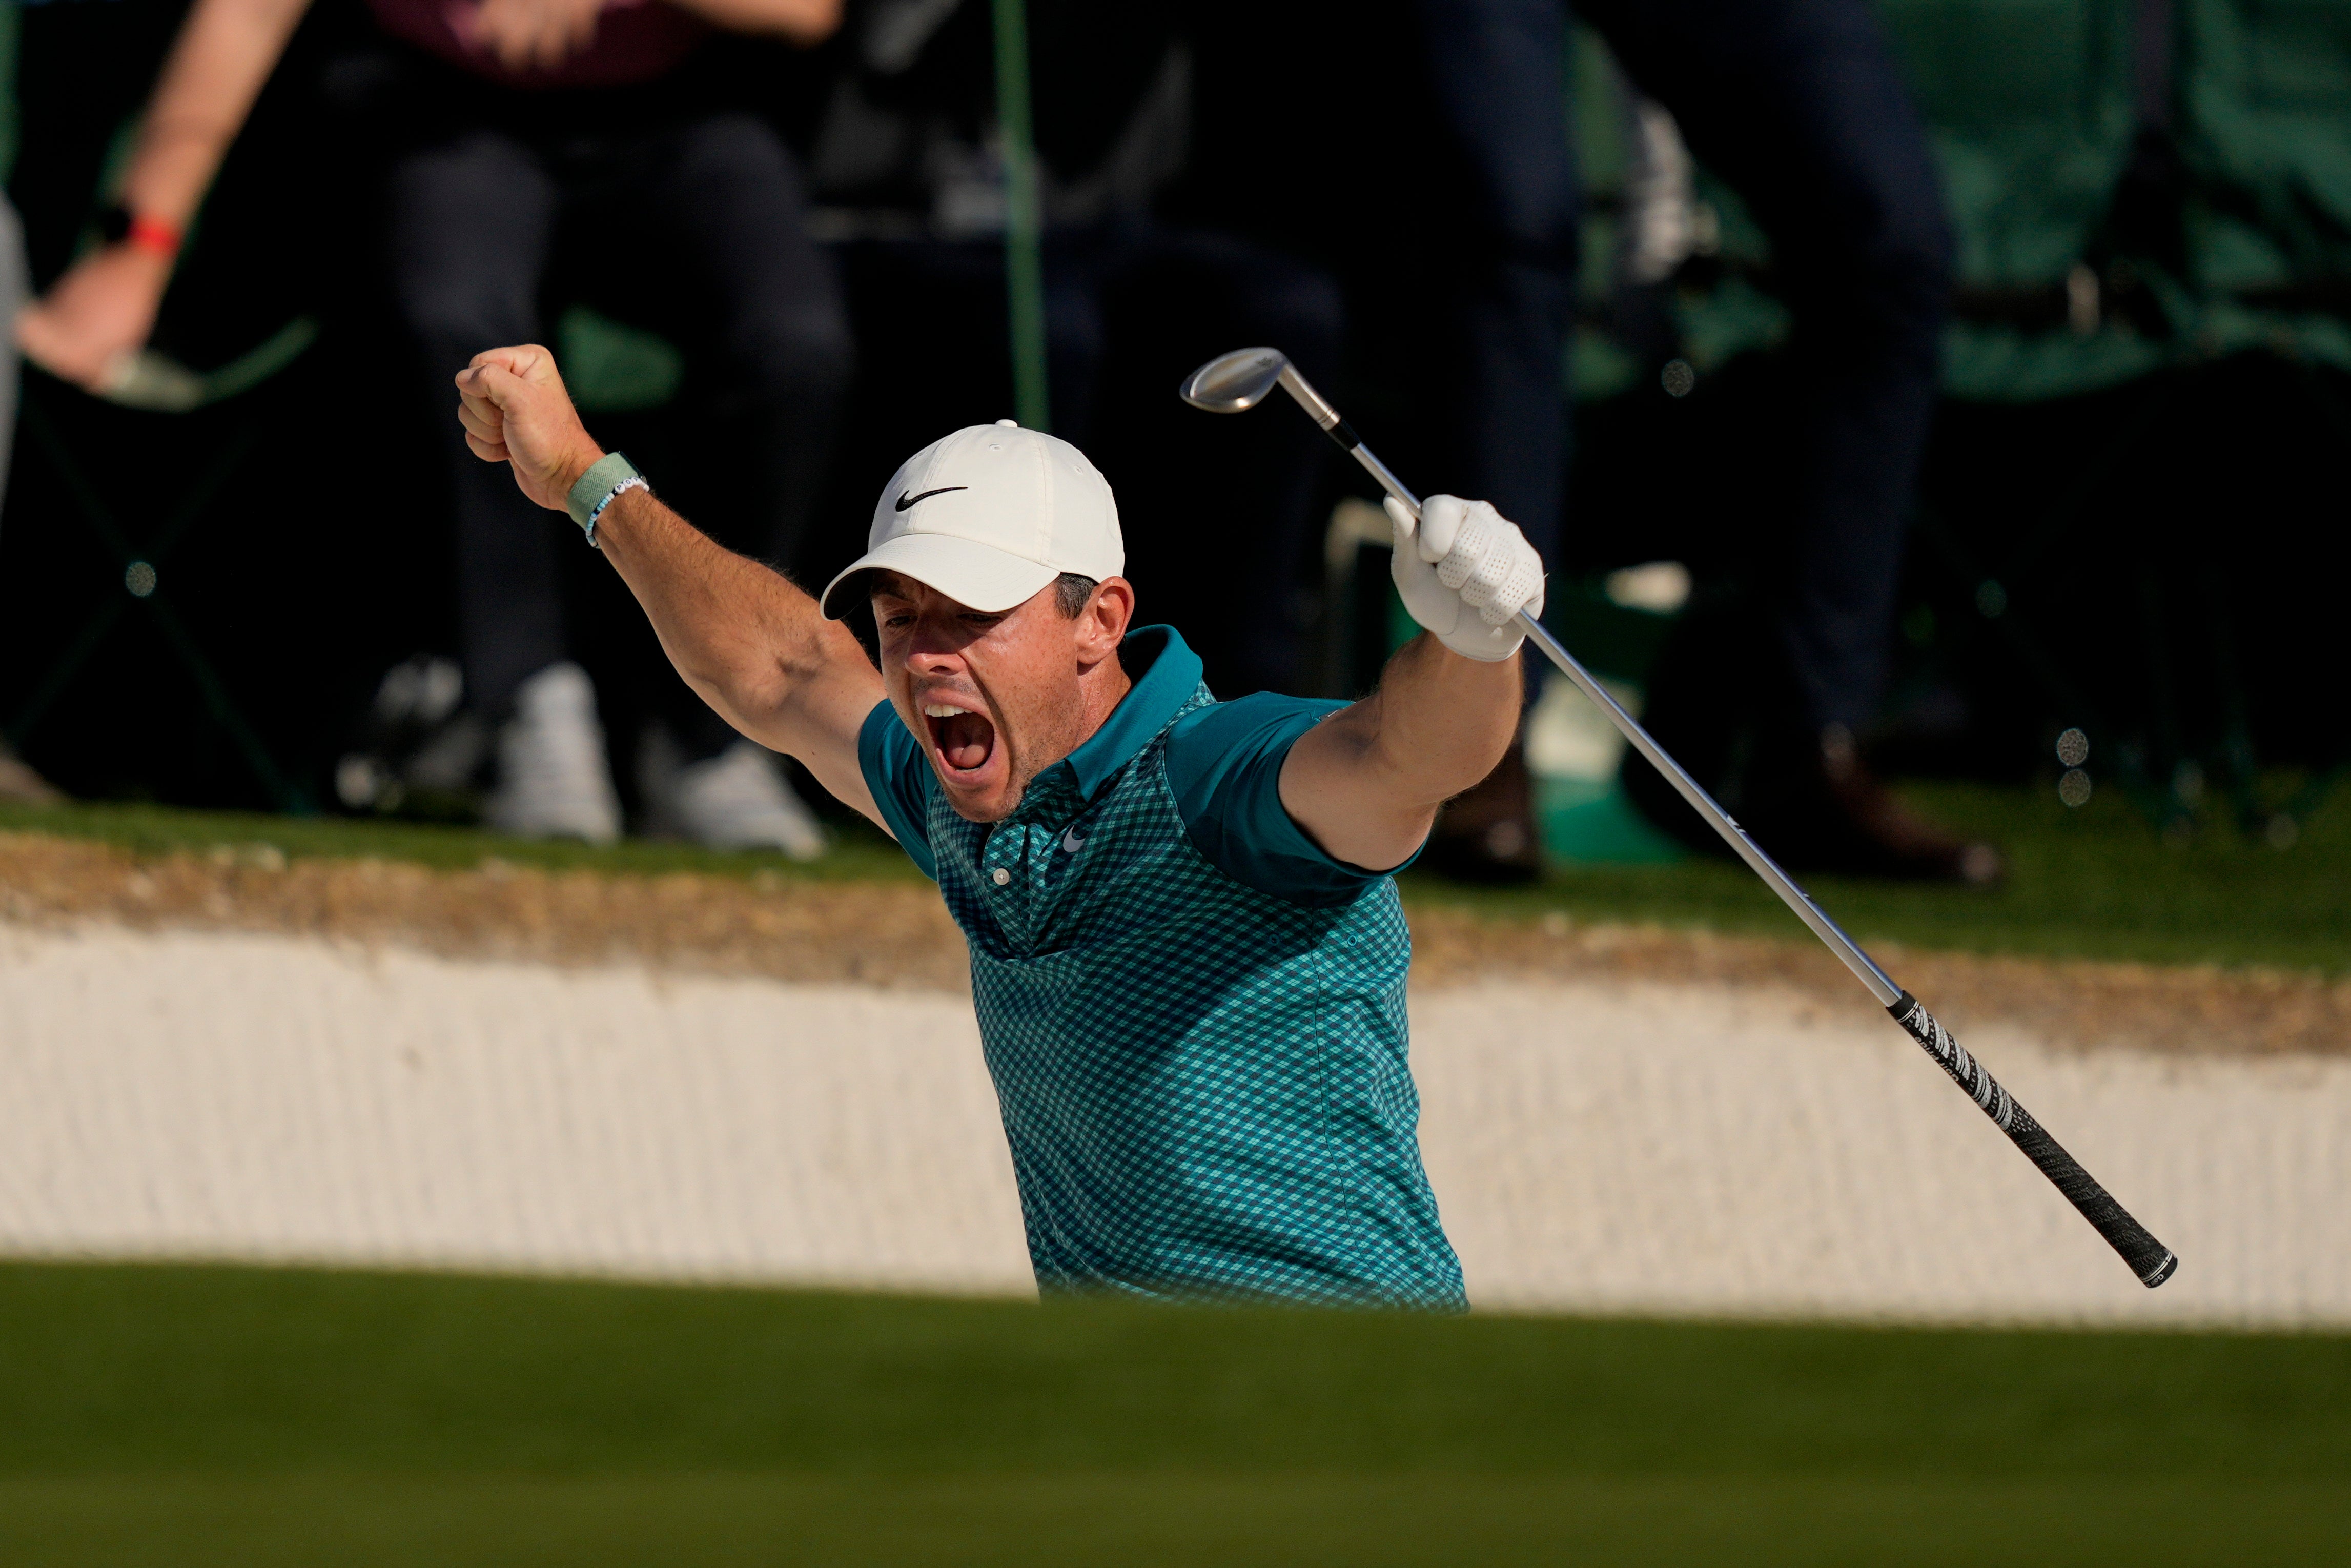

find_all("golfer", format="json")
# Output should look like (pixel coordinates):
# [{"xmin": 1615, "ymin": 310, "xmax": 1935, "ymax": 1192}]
[{"xmin": 456, "ymin": 344, "xmax": 1547, "ymax": 1309}]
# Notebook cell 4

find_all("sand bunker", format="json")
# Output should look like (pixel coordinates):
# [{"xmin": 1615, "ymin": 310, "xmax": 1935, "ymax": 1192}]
[
  {"xmin": 4, "ymin": 829, "xmax": 2346, "ymax": 1055},
  {"xmin": 3, "ymin": 919, "xmax": 2343, "ymax": 1326}
]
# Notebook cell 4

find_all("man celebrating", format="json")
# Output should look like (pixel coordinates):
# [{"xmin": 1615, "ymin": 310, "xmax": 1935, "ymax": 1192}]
[{"xmin": 455, "ymin": 344, "xmax": 1546, "ymax": 1309}]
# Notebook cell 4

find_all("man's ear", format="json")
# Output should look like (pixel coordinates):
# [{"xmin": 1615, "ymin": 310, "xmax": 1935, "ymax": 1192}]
[{"xmin": 1077, "ymin": 577, "xmax": 1135, "ymax": 661}]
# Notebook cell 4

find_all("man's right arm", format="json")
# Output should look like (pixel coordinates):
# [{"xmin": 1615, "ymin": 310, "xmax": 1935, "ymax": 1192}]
[
  {"xmin": 593, "ymin": 488, "xmax": 888, "ymax": 824},
  {"xmin": 454, "ymin": 344, "xmax": 890, "ymax": 827}
]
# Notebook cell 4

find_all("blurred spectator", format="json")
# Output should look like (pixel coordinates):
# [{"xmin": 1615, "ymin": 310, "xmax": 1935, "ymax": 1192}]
[
  {"xmin": 1171, "ymin": 0, "xmax": 1573, "ymax": 879},
  {"xmin": 1377, "ymin": 0, "xmax": 1581, "ymax": 882},
  {"xmin": 0, "ymin": 187, "xmax": 62, "ymax": 804},
  {"xmin": 14, "ymin": 0, "xmax": 852, "ymax": 850},
  {"xmin": 804, "ymin": 0, "xmax": 1342, "ymax": 701},
  {"xmin": 1184, "ymin": 0, "xmax": 1989, "ymax": 883},
  {"xmin": 1582, "ymin": 0, "xmax": 1997, "ymax": 884}
]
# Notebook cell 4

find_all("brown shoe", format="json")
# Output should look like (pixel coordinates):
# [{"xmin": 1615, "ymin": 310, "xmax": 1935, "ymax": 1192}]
[
  {"xmin": 0, "ymin": 743, "xmax": 63, "ymax": 806},
  {"xmin": 1751, "ymin": 725, "xmax": 2003, "ymax": 885},
  {"xmin": 1425, "ymin": 736, "xmax": 1544, "ymax": 885}
]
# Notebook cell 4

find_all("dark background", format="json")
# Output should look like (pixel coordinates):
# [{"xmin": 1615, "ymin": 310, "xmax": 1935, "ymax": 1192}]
[{"xmin": 4, "ymin": 0, "xmax": 2345, "ymax": 816}]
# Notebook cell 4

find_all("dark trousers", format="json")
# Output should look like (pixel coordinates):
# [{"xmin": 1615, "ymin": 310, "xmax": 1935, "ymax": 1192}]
[
  {"xmin": 387, "ymin": 111, "xmax": 853, "ymax": 750},
  {"xmin": 1584, "ymin": 0, "xmax": 1952, "ymax": 732},
  {"xmin": 1409, "ymin": 0, "xmax": 1950, "ymax": 731},
  {"xmin": 1407, "ymin": 0, "xmax": 1582, "ymax": 566},
  {"xmin": 1048, "ymin": 227, "xmax": 1346, "ymax": 699}
]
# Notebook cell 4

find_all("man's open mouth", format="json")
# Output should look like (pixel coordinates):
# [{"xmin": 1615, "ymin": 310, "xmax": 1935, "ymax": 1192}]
[{"xmin": 923, "ymin": 703, "xmax": 997, "ymax": 773}]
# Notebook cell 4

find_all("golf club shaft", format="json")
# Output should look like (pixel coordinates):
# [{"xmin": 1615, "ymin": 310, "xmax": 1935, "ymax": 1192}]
[{"xmin": 1272, "ymin": 363, "xmax": 2178, "ymax": 1289}]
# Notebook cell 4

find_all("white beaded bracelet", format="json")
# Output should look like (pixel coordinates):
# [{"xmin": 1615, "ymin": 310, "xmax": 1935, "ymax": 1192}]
[{"xmin": 582, "ymin": 476, "xmax": 647, "ymax": 551}]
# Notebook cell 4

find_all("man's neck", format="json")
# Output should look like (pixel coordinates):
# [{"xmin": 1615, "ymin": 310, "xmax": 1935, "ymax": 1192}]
[
  {"xmin": 1073, "ymin": 654, "xmax": 1135, "ymax": 749},
  {"xmin": 978, "ymin": 642, "xmax": 1139, "ymax": 822}
]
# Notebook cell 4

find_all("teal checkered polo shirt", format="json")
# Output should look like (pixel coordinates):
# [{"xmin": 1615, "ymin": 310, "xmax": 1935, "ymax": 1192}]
[{"xmin": 860, "ymin": 626, "xmax": 1464, "ymax": 1310}]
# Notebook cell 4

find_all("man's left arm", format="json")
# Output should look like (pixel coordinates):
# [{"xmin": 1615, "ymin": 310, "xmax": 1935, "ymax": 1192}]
[{"xmin": 1278, "ymin": 496, "xmax": 1546, "ymax": 872}]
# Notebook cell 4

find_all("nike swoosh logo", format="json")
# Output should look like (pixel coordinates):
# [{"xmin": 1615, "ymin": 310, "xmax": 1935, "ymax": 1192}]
[
  {"xmin": 895, "ymin": 486, "xmax": 968, "ymax": 512},
  {"xmin": 1062, "ymin": 828, "xmax": 1086, "ymax": 853}
]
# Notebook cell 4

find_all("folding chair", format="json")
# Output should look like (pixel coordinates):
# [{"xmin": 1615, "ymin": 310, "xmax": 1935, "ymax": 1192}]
[
  {"xmin": 0, "ymin": 19, "xmax": 319, "ymax": 810},
  {"xmin": 8, "ymin": 376, "xmax": 309, "ymax": 809}
]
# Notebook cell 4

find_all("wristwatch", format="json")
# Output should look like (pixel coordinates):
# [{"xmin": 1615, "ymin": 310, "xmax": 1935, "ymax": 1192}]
[
  {"xmin": 97, "ymin": 204, "xmax": 183, "ymax": 260},
  {"xmin": 566, "ymin": 452, "xmax": 648, "ymax": 550}
]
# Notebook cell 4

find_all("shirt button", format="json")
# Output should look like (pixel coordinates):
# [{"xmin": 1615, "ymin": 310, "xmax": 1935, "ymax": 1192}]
[{"xmin": 991, "ymin": 867, "xmax": 1011, "ymax": 887}]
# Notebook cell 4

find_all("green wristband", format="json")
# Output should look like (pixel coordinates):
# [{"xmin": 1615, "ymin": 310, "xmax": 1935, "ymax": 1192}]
[{"xmin": 565, "ymin": 452, "xmax": 642, "ymax": 533}]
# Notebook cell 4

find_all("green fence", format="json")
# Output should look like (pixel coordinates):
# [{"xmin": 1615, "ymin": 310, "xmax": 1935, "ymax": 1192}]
[{"xmin": 1598, "ymin": 0, "xmax": 2351, "ymax": 400}]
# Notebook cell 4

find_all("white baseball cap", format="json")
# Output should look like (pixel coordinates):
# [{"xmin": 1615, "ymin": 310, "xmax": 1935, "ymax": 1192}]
[{"xmin": 819, "ymin": 420, "xmax": 1124, "ymax": 620}]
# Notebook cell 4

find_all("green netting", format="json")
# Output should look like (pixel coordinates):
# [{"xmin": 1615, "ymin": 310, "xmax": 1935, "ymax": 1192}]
[
  {"xmin": 1632, "ymin": 1, "xmax": 2351, "ymax": 401},
  {"xmin": 1886, "ymin": 0, "xmax": 2137, "ymax": 286},
  {"xmin": 2178, "ymin": 0, "xmax": 2351, "ymax": 365},
  {"xmin": 1881, "ymin": 0, "xmax": 2158, "ymax": 397},
  {"xmin": 558, "ymin": 306, "xmax": 683, "ymax": 414},
  {"xmin": 2188, "ymin": 0, "xmax": 2351, "ymax": 254},
  {"xmin": 1584, "ymin": 0, "xmax": 2176, "ymax": 400}
]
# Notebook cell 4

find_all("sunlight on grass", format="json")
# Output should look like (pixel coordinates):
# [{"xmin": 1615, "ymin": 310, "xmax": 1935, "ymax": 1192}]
[
  {"xmin": 1408, "ymin": 774, "xmax": 2351, "ymax": 973},
  {"xmin": 0, "ymin": 797, "xmax": 925, "ymax": 885},
  {"xmin": 4, "ymin": 772, "xmax": 2345, "ymax": 972}
]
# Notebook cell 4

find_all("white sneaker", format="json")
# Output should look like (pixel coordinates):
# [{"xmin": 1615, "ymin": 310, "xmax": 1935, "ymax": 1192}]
[
  {"xmin": 484, "ymin": 662, "xmax": 622, "ymax": 843},
  {"xmin": 0, "ymin": 742, "xmax": 62, "ymax": 805},
  {"xmin": 650, "ymin": 736, "xmax": 827, "ymax": 859}
]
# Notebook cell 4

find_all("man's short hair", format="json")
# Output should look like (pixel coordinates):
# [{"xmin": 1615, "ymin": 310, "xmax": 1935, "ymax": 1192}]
[{"xmin": 862, "ymin": 570, "xmax": 1097, "ymax": 618}]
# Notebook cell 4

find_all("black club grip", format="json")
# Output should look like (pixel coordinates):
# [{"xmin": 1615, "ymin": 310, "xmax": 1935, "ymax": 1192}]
[{"xmin": 1889, "ymin": 992, "xmax": 2178, "ymax": 1288}]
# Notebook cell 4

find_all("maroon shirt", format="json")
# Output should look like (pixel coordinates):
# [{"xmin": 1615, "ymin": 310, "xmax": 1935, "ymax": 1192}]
[{"xmin": 367, "ymin": 0, "xmax": 709, "ymax": 90}]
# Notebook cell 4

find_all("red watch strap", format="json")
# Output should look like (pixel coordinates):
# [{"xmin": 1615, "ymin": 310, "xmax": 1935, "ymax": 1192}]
[{"xmin": 125, "ymin": 215, "xmax": 182, "ymax": 259}]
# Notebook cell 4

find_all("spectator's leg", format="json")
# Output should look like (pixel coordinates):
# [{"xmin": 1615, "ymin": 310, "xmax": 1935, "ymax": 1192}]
[
  {"xmin": 567, "ymin": 115, "xmax": 844, "ymax": 854},
  {"xmin": 1586, "ymin": 0, "xmax": 1948, "ymax": 731},
  {"xmin": 1381, "ymin": 0, "xmax": 1577, "ymax": 882},
  {"xmin": 386, "ymin": 131, "xmax": 623, "ymax": 842},
  {"xmin": 1200, "ymin": 241, "xmax": 1348, "ymax": 697},
  {"xmin": 1095, "ymin": 229, "xmax": 1344, "ymax": 699},
  {"xmin": 1408, "ymin": 0, "xmax": 1580, "ymax": 569},
  {"xmin": 384, "ymin": 131, "xmax": 565, "ymax": 724},
  {"xmin": 1589, "ymin": 0, "xmax": 1993, "ymax": 879},
  {"xmin": 607, "ymin": 114, "xmax": 854, "ymax": 764},
  {"xmin": 619, "ymin": 115, "xmax": 854, "ymax": 573}
]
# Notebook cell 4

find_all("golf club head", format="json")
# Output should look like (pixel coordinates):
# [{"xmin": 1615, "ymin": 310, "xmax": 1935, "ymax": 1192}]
[{"xmin": 1179, "ymin": 347, "xmax": 1289, "ymax": 413}]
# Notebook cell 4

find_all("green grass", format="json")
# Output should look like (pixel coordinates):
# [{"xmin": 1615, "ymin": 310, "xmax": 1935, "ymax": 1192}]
[
  {"xmin": 0, "ymin": 1261, "xmax": 2344, "ymax": 1565},
  {"xmin": 6, "ymin": 771, "xmax": 2348, "ymax": 973},
  {"xmin": 1410, "ymin": 774, "xmax": 2351, "ymax": 974},
  {"xmin": 10, "ymin": 1472, "xmax": 2343, "ymax": 1568},
  {"xmin": 0, "ymin": 797, "xmax": 926, "ymax": 885}
]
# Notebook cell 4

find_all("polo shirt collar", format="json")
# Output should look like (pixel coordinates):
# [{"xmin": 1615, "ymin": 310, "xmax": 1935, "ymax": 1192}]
[{"xmin": 1064, "ymin": 625, "xmax": 1202, "ymax": 801}]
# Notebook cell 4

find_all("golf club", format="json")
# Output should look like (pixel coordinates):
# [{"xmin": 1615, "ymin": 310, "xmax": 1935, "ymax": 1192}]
[{"xmin": 1181, "ymin": 345, "xmax": 2178, "ymax": 1289}]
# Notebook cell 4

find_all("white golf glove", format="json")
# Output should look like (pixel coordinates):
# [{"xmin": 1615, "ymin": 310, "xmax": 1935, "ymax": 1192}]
[{"xmin": 1385, "ymin": 494, "xmax": 1546, "ymax": 662}]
